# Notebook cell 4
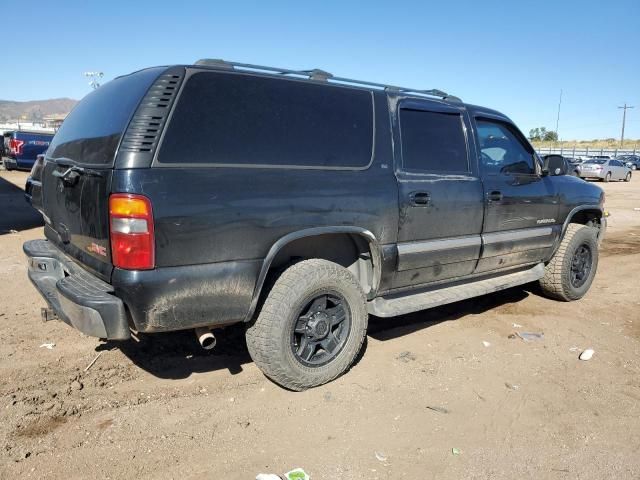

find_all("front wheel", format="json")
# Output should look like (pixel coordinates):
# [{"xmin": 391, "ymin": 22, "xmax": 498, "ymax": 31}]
[
  {"xmin": 246, "ymin": 259, "xmax": 368, "ymax": 391},
  {"xmin": 625, "ymin": 172, "xmax": 632, "ymax": 182},
  {"xmin": 539, "ymin": 224, "xmax": 599, "ymax": 301}
]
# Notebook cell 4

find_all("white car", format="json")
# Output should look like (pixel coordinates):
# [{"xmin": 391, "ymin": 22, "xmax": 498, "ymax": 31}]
[{"xmin": 578, "ymin": 158, "xmax": 631, "ymax": 182}]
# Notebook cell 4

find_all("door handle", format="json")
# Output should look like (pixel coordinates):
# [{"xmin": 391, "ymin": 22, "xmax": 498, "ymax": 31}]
[
  {"xmin": 409, "ymin": 191, "xmax": 431, "ymax": 206},
  {"xmin": 487, "ymin": 191, "xmax": 503, "ymax": 202}
]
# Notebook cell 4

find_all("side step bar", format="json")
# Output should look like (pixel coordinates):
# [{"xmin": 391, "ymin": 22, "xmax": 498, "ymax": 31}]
[{"xmin": 367, "ymin": 263, "xmax": 545, "ymax": 318}]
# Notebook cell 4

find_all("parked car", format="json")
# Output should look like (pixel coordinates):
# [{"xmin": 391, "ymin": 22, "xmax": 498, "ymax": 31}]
[
  {"xmin": 617, "ymin": 155, "xmax": 640, "ymax": 170},
  {"xmin": 3, "ymin": 130, "xmax": 54, "ymax": 171},
  {"xmin": 24, "ymin": 60, "xmax": 607, "ymax": 390},
  {"xmin": 578, "ymin": 158, "xmax": 632, "ymax": 182}
]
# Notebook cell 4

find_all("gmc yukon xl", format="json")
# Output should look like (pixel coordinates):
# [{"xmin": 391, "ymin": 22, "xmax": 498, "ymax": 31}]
[{"xmin": 24, "ymin": 59, "xmax": 606, "ymax": 390}]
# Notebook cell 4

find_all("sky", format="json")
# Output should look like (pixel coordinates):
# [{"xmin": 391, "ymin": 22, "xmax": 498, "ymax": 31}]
[{"xmin": 3, "ymin": 0, "xmax": 639, "ymax": 140}]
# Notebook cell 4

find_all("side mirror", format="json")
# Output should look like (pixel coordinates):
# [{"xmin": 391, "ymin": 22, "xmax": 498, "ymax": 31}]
[{"xmin": 542, "ymin": 155, "xmax": 567, "ymax": 176}]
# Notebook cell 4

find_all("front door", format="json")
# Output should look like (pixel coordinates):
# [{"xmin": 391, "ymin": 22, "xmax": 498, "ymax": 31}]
[
  {"xmin": 392, "ymin": 99, "xmax": 484, "ymax": 290},
  {"xmin": 474, "ymin": 117, "xmax": 560, "ymax": 273}
]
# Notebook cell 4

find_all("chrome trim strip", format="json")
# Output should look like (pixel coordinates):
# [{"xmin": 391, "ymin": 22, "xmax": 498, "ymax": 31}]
[
  {"xmin": 483, "ymin": 227, "xmax": 553, "ymax": 244},
  {"xmin": 397, "ymin": 235, "xmax": 481, "ymax": 256}
]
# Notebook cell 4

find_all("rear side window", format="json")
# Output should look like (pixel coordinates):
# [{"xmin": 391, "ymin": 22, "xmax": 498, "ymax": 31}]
[
  {"xmin": 157, "ymin": 72, "xmax": 374, "ymax": 168},
  {"xmin": 399, "ymin": 109, "xmax": 469, "ymax": 173},
  {"xmin": 48, "ymin": 67, "xmax": 164, "ymax": 165}
]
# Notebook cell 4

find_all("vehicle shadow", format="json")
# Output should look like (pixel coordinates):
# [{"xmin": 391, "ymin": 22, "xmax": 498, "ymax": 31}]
[
  {"xmin": 101, "ymin": 286, "xmax": 530, "ymax": 380},
  {"xmin": 0, "ymin": 173, "xmax": 44, "ymax": 234}
]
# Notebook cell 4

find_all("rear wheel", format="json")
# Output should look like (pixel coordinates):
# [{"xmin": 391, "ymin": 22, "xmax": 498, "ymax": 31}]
[
  {"xmin": 246, "ymin": 259, "xmax": 368, "ymax": 391},
  {"xmin": 625, "ymin": 172, "xmax": 632, "ymax": 182},
  {"xmin": 539, "ymin": 224, "xmax": 599, "ymax": 301},
  {"xmin": 603, "ymin": 172, "xmax": 611, "ymax": 182}
]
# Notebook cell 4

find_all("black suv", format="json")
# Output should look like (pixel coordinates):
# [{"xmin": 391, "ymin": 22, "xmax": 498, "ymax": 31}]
[{"xmin": 24, "ymin": 60, "xmax": 606, "ymax": 390}]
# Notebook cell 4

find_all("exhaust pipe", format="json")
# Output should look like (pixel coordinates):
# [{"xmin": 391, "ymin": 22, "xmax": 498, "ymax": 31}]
[{"xmin": 195, "ymin": 327, "xmax": 216, "ymax": 350}]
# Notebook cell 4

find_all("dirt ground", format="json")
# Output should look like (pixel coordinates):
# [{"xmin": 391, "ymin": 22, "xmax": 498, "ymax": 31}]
[{"xmin": 0, "ymin": 169, "xmax": 639, "ymax": 480}]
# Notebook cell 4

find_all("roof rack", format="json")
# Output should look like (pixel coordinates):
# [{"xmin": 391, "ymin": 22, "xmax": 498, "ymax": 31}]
[{"xmin": 194, "ymin": 59, "xmax": 461, "ymax": 102}]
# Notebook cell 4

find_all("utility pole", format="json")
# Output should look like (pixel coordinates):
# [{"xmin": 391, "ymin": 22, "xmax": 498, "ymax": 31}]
[
  {"xmin": 555, "ymin": 89, "xmax": 562, "ymax": 145},
  {"xmin": 618, "ymin": 103, "xmax": 634, "ymax": 147}
]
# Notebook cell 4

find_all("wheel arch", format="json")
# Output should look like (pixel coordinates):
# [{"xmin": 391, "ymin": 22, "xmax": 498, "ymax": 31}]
[
  {"xmin": 550, "ymin": 204, "xmax": 605, "ymax": 257},
  {"xmin": 244, "ymin": 227, "xmax": 381, "ymax": 321}
]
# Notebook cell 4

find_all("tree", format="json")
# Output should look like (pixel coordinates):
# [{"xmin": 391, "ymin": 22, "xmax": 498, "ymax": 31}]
[
  {"xmin": 529, "ymin": 128, "xmax": 541, "ymax": 141},
  {"xmin": 529, "ymin": 126, "xmax": 555, "ymax": 142}
]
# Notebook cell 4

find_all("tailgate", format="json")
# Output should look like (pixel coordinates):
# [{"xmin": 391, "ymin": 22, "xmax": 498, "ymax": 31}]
[
  {"xmin": 41, "ymin": 162, "xmax": 114, "ymax": 280},
  {"xmin": 41, "ymin": 67, "xmax": 166, "ymax": 281}
]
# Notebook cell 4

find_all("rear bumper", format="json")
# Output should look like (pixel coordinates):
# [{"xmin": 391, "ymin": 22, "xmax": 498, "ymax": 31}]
[
  {"xmin": 578, "ymin": 171, "xmax": 604, "ymax": 179},
  {"xmin": 23, "ymin": 239, "xmax": 130, "ymax": 340}
]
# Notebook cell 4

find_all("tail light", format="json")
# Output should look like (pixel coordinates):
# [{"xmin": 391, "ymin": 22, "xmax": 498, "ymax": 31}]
[
  {"xmin": 109, "ymin": 194, "xmax": 155, "ymax": 270},
  {"xmin": 9, "ymin": 138, "xmax": 24, "ymax": 155}
]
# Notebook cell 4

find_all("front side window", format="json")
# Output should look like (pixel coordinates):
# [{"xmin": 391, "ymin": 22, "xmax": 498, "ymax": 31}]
[
  {"xmin": 157, "ymin": 72, "xmax": 374, "ymax": 168},
  {"xmin": 476, "ymin": 119, "xmax": 536, "ymax": 175},
  {"xmin": 399, "ymin": 108, "xmax": 468, "ymax": 173}
]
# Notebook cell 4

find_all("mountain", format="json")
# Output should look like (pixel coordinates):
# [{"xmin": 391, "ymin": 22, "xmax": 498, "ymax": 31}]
[{"xmin": 0, "ymin": 98, "xmax": 77, "ymax": 122}]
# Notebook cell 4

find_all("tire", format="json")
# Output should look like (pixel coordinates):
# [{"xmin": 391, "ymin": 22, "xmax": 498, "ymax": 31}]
[
  {"xmin": 3, "ymin": 160, "xmax": 13, "ymax": 171},
  {"xmin": 624, "ymin": 172, "xmax": 632, "ymax": 182},
  {"xmin": 603, "ymin": 172, "xmax": 611, "ymax": 182},
  {"xmin": 539, "ymin": 224, "xmax": 599, "ymax": 301},
  {"xmin": 246, "ymin": 259, "xmax": 368, "ymax": 391}
]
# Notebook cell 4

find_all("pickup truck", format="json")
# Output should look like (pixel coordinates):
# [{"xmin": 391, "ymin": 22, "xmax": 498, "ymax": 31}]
[
  {"xmin": 3, "ymin": 130, "xmax": 54, "ymax": 171},
  {"xmin": 24, "ymin": 60, "xmax": 606, "ymax": 390}
]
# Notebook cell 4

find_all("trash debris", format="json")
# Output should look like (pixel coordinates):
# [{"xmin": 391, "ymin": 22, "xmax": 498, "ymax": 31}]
[
  {"xmin": 374, "ymin": 451, "xmax": 387, "ymax": 462},
  {"xmin": 256, "ymin": 474, "xmax": 282, "ymax": 480},
  {"xmin": 633, "ymin": 208, "xmax": 640, "ymax": 211},
  {"xmin": 505, "ymin": 382, "xmax": 519, "ymax": 390},
  {"xmin": 512, "ymin": 323, "xmax": 523, "ymax": 328},
  {"xmin": 84, "ymin": 351, "xmax": 103, "ymax": 372},
  {"xmin": 9, "ymin": 229, "xmax": 18, "ymax": 234},
  {"xmin": 427, "ymin": 405, "xmax": 449, "ymax": 414},
  {"xmin": 516, "ymin": 332, "xmax": 544, "ymax": 342},
  {"xmin": 482, "ymin": 341, "xmax": 491, "ymax": 347},
  {"xmin": 508, "ymin": 334, "xmax": 517, "ymax": 340},
  {"xmin": 39, "ymin": 343, "xmax": 55, "ymax": 350},
  {"xmin": 451, "ymin": 447, "xmax": 461, "ymax": 456},
  {"xmin": 397, "ymin": 351, "xmax": 416, "ymax": 362},
  {"xmin": 284, "ymin": 468, "xmax": 310, "ymax": 480},
  {"xmin": 569, "ymin": 346, "xmax": 580, "ymax": 352},
  {"xmin": 579, "ymin": 348, "xmax": 595, "ymax": 361}
]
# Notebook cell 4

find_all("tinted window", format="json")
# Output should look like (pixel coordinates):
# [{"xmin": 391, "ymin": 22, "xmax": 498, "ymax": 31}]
[
  {"xmin": 158, "ymin": 72, "xmax": 373, "ymax": 168},
  {"xmin": 399, "ymin": 109, "xmax": 468, "ymax": 173},
  {"xmin": 584, "ymin": 159, "xmax": 606, "ymax": 165},
  {"xmin": 48, "ymin": 67, "xmax": 163, "ymax": 165},
  {"xmin": 476, "ymin": 120, "xmax": 535, "ymax": 175}
]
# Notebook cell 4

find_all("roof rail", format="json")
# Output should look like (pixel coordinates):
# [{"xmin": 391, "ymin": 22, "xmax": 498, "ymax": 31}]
[{"xmin": 193, "ymin": 59, "xmax": 460, "ymax": 102}]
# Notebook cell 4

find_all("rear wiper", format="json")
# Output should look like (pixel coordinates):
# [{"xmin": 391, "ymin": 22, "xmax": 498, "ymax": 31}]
[{"xmin": 51, "ymin": 158, "xmax": 104, "ymax": 179}]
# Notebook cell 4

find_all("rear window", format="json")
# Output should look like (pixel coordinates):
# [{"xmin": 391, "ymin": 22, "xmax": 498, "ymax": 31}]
[
  {"xmin": 48, "ymin": 67, "xmax": 164, "ymax": 165},
  {"xmin": 157, "ymin": 72, "xmax": 374, "ymax": 168}
]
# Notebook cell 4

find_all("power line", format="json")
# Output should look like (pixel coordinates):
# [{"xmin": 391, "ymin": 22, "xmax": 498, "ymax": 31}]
[{"xmin": 618, "ymin": 103, "xmax": 635, "ymax": 146}]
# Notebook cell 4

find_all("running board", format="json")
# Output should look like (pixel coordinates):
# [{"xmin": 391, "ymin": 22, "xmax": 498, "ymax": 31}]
[{"xmin": 367, "ymin": 263, "xmax": 545, "ymax": 318}]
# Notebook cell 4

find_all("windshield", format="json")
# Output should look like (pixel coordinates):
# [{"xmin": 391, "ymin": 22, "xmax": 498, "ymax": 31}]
[
  {"xmin": 47, "ymin": 67, "xmax": 164, "ymax": 165},
  {"xmin": 584, "ymin": 159, "xmax": 606, "ymax": 164}
]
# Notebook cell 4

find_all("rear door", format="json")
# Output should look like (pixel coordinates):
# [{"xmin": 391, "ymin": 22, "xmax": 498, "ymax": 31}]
[
  {"xmin": 41, "ymin": 67, "xmax": 165, "ymax": 281},
  {"xmin": 474, "ymin": 117, "xmax": 560, "ymax": 273},
  {"xmin": 391, "ymin": 99, "xmax": 484, "ymax": 289}
]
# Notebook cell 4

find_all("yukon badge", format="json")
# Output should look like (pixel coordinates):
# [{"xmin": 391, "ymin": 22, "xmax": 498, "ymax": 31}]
[
  {"xmin": 87, "ymin": 242, "xmax": 107, "ymax": 257},
  {"xmin": 536, "ymin": 218, "xmax": 555, "ymax": 224}
]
